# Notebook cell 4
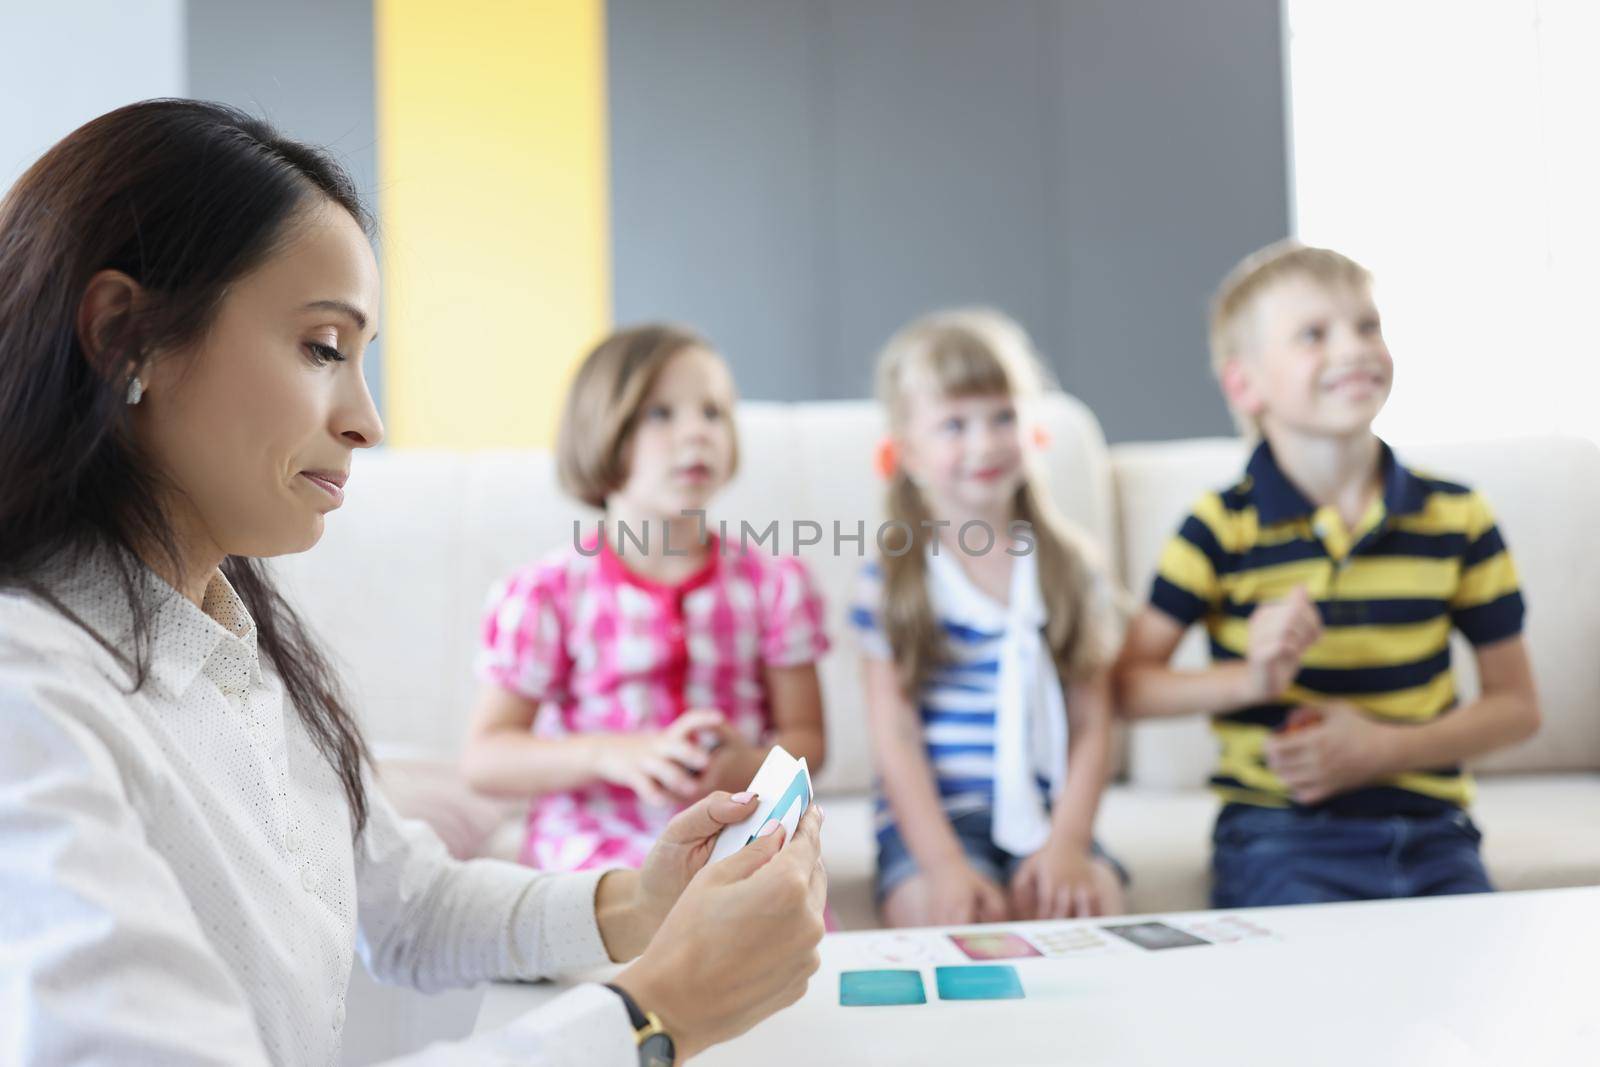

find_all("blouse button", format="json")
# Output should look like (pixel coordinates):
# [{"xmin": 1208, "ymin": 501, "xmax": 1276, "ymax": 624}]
[
  {"xmin": 300, "ymin": 867, "xmax": 316, "ymax": 893},
  {"xmin": 286, "ymin": 830, "xmax": 303, "ymax": 854},
  {"xmin": 332, "ymin": 1002, "xmax": 346, "ymax": 1031}
]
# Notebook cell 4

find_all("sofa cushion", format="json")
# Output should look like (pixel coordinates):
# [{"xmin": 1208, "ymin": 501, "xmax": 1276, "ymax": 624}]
[
  {"xmin": 823, "ymin": 773, "xmax": 1600, "ymax": 928},
  {"xmin": 373, "ymin": 757, "xmax": 520, "ymax": 861},
  {"xmin": 275, "ymin": 396, "xmax": 1120, "ymax": 799}
]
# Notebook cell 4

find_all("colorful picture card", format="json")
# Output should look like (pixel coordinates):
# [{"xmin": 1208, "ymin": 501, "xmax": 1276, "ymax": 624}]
[
  {"xmin": 840, "ymin": 969, "xmax": 927, "ymax": 1007},
  {"xmin": 935, "ymin": 965, "xmax": 1026, "ymax": 1001},
  {"xmin": 708, "ymin": 745, "xmax": 812, "ymax": 864},
  {"xmin": 1103, "ymin": 921, "xmax": 1210, "ymax": 951},
  {"xmin": 948, "ymin": 931, "xmax": 1044, "ymax": 961}
]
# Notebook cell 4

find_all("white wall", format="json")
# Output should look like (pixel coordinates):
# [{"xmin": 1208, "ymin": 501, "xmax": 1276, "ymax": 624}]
[
  {"xmin": 0, "ymin": 0, "xmax": 185, "ymax": 188},
  {"xmin": 1287, "ymin": 0, "xmax": 1600, "ymax": 446}
]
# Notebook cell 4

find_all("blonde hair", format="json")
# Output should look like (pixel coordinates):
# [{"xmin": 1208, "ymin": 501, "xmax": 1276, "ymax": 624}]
[
  {"xmin": 874, "ymin": 308, "xmax": 1108, "ymax": 701},
  {"xmin": 1209, "ymin": 239, "xmax": 1373, "ymax": 376},
  {"xmin": 555, "ymin": 323, "xmax": 739, "ymax": 508}
]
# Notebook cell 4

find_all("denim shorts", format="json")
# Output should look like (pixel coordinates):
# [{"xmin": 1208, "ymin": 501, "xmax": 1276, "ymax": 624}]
[
  {"xmin": 1210, "ymin": 803, "xmax": 1493, "ymax": 910},
  {"xmin": 874, "ymin": 808, "xmax": 1129, "ymax": 905}
]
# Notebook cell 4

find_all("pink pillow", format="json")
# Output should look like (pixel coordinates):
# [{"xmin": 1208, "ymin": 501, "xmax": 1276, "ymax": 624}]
[{"xmin": 374, "ymin": 758, "xmax": 521, "ymax": 860}]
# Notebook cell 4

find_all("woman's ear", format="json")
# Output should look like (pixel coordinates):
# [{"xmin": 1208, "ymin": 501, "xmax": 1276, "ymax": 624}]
[
  {"xmin": 1219, "ymin": 357, "xmax": 1265, "ymax": 419},
  {"xmin": 75, "ymin": 269, "xmax": 144, "ymax": 378}
]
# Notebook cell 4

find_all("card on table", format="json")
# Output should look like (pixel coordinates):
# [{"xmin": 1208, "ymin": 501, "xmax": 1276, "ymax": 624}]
[
  {"xmin": 839, "ymin": 969, "xmax": 927, "ymax": 1007},
  {"xmin": 856, "ymin": 932, "xmax": 949, "ymax": 967},
  {"xmin": 1180, "ymin": 915, "xmax": 1281, "ymax": 945},
  {"xmin": 708, "ymin": 744, "xmax": 813, "ymax": 864},
  {"xmin": 1102, "ymin": 921, "xmax": 1211, "ymax": 951},
  {"xmin": 948, "ymin": 931, "xmax": 1044, "ymax": 961},
  {"xmin": 935, "ymin": 965, "xmax": 1026, "ymax": 1001},
  {"xmin": 1027, "ymin": 925, "xmax": 1112, "ymax": 956}
]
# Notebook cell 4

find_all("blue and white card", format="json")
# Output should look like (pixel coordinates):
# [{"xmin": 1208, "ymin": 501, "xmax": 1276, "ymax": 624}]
[{"xmin": 708, "ymin": 744, "xmax": 812, "ymax": 864}]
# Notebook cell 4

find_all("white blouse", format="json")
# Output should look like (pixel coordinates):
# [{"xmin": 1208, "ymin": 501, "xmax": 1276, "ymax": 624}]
[{"xmin": 0, "ymin": 556, "xmax": 637, "ymax": 1066}]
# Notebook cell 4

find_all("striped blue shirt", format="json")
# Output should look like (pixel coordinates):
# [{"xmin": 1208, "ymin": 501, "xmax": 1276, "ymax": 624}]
[{"xmin": 851, "ymin": 559, "xmax": 1050, "ymax": 835}]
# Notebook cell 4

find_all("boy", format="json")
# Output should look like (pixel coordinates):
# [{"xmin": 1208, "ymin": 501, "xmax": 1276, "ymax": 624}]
[{"xmin": 1115, "ymin": 241, "xmax": 1540, "ymax": 908}]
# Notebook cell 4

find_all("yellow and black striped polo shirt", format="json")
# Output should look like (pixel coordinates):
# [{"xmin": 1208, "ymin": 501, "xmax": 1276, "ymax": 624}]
[{"xmin": 1150, "ymin": 440, "xmax": 1524, "ymax": 816}]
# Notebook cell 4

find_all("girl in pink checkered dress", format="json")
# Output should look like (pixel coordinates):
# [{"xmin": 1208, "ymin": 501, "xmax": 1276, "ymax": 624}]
[{"xmin": 461, "ymin": 325, "xmax": 830, "ymax": 872}]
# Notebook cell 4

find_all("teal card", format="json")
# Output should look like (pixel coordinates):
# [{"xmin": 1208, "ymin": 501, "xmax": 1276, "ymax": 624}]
[
  {"xmin": 839, "ymin": 969, "xmax": 927, "ymax": 1007},
  {"xmin": 935, "ymin": 965, "xmax": 1025, "ymax": 1001}
]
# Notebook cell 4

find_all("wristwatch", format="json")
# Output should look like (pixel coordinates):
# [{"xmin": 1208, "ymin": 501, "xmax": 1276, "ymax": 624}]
[{"xmin": 603, "ymin": 983, "xmax": 677, "ymax": 1067}]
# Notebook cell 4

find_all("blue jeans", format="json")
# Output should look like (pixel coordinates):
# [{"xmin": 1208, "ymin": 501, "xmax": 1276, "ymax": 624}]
[
  {"xmin": 875, "ymin": 808, "xmax": 1128, "ymax": 905},
  {"xmin": 1210, "ymin": 803, "xmax": 1494, "ymax": 909}
]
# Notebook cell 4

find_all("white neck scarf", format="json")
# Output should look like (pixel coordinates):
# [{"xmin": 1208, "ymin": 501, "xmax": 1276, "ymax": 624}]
[{"xmin": 926, "ymin": 544, "xmax": 1066, "ymax": 856}]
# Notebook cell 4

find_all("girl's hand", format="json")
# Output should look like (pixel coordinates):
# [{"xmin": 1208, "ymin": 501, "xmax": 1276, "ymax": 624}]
[
  {"xmin": 694, "ymin": 735, "xmax": 765, "ymax": 797},
  {"xmin": 1009, "ymin": 840, "xmax": 1102, "ymax": 920},
  {"xmin": 926, "ymin": 858, "xmax": 1009, "ymax": 925},
  {"xmin": 593, "ymin": 709, "xmax": 728, "ymax": 807},
  {"xmin": 613, "ymin": 807, "xmax": 827, "ymax": 1062}
]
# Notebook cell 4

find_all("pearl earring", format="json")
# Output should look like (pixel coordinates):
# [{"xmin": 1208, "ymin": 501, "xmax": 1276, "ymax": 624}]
[{"xmin": 125, "ymin": 376, "xmax": 144, "ymax": 405}]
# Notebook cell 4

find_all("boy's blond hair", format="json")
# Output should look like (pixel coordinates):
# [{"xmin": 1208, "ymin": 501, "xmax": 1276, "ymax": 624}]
[
  {"xmin": 555, "ymin": 323, "xmax": 738, "ymax": 508},
  {"xmin": 1208, "ymin": 239, "xmax": 1373, "ymax": 376}
]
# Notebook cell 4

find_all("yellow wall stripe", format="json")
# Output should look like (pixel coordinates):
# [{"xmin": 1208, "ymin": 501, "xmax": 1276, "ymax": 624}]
[{"xmin": 376, "ymin": 0, "xmax": 611, "ymax": 448}]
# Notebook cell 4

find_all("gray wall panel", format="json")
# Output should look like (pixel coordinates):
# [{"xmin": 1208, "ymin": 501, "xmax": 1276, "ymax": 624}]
[
  {"xmin": 1055, "ymin": 0, "xmax": 1288, "ymax": 441},
  {"xmin": 186, "ymin": 0, "xmax": 384, "ymax": 411},
  {"xmin": 825, "ymin": 0, "xmax": 1060, "ymax": 400},
  {"xmin": 608, "ymin": 0, "xmax": 1290, "ymax": 441},
  {"xmin": 607, "ymin": 0, "xmax": 825, "ymax": 401}
]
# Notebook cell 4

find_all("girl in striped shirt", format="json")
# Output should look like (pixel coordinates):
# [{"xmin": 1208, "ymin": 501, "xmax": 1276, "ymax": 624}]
[
  {"xmin": 853, "ymin": 309, "xmax": 1127, "ymax": 927},
  {"xmin": 461, "ymin": 325, "xmax": 829, "ymax": 873}
]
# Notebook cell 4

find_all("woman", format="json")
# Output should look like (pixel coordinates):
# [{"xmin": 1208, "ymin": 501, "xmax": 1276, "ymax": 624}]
[{"xmin": 0, "ymin": 100, "xmax": 825, "ymax": 1066}]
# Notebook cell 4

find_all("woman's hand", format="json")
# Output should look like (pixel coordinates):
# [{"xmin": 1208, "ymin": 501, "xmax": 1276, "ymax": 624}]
[
  {"xmin": 1009, "ymin": 840, "xmax": 1103, "ymax": 920},
  {"xmin": 592, "ymin": 709, "xmax": 729, "ymax": 807},
  {"xmin": 612, "ymin": 806, "xmax": 827, "ymax": 1062},
  {"xmin": 595, "ymin": 790, "xmax": 762, "ymax": 961},
  {"xmin": 926, "ymin": 857, "xmax": 1009, "ymax": 925}
]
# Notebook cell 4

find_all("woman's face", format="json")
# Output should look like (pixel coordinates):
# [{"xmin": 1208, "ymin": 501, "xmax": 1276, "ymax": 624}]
[{"xmin": 134, "ymin": 199, "xmax": 383, "ymax": 563}]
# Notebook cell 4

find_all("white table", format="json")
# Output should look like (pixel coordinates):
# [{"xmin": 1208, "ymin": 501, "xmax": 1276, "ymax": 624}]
[{"xmin": 475, "ymin": 887, "xmax": 1600, "ymax": 1065}]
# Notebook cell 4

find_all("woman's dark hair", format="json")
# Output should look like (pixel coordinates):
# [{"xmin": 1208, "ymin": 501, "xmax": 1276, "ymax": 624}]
[{"xmin": 0, "ymin": 99, "xmax": 372, "ymax": 833}]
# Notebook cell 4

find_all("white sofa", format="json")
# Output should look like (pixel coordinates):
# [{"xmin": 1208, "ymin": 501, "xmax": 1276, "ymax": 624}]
[{"xmin": 276, "ymin": 397, "xmax": 1600, "ymax": 1061}]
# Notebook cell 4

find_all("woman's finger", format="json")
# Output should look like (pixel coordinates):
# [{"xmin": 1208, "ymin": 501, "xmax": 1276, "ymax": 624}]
[
  {"xmin": 764, "ymin": 805, "xmax": 824, "ymax": 880},
  {"xmin": 657, "ymin": 790, "xmax": 760, "ymax": 847},
  {"xmin": 806, "ymin": 860, "xmax": 828, "ymax": 917}
]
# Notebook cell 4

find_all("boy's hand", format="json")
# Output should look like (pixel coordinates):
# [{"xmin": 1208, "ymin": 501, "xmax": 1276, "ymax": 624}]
[
  {"xmin": 1264, "ymin": 701, "xmax": 1402, "ymax": 805},
  {"xmin": 1009, "ymin": 840, "xmax": 1103, "ymax": 920},
  {"xmin": 594, "ymin": 709, "xmax": 729, "ymax": 807},
  {"xmin": 1246, "ymin": 585, "xmax": 1322, "ymax": 701},
  {"xmin": 926, "ymin": 858, "xmax": 1010, "ymax": 926}
]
